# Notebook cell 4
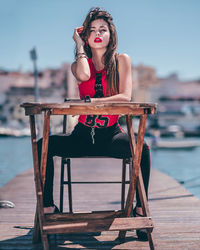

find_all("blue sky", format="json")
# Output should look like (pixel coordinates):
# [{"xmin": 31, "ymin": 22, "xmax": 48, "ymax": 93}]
[{"xmin": 0, "ymin": 0, "xmax": 200, "ymax": 80}]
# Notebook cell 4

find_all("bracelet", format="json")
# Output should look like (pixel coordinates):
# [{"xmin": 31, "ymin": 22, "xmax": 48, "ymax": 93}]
[
  {"xmin": 76, "ymin": 54, "xmax": 88, "ymax": 60},
  {"xmin": 77, "ymin": 52, "xmax": 86, "ymax": 56},
  {"xmin": 76, "ymin": 52, "xmax": 87, "ymax": 58}
]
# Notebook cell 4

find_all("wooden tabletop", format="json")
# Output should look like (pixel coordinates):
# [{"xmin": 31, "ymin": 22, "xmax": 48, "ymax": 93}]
[{"xmin": 20, "ymin": 101, "xmax": 157, "ymax": 116}]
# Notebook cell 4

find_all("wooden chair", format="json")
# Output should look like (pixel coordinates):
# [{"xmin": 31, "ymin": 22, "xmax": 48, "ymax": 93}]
[
  {"xmin": 60, "ymin": 156, "xmax": 132, "ymax": 213},
  {"xmin": 59, "ymin": 114, "xmax": 132, "ymax": 213}
]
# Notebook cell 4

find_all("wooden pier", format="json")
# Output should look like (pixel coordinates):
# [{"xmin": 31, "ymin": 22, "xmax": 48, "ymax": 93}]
[{"xmin": 0, "ymin": 158, "xmax": 200, "ymax": 249}]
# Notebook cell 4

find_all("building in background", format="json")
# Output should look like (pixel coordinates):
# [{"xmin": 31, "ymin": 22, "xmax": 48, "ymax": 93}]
[
  {"xmin": 0, "ymin": 63, "xmax": 78, "ymax": 133},
  {"xmin": 0, "ymin": 62, "xmax": 200, "ymax": 136},
  {"xmin": 132, "ymin": 64, "xmax": 159, "ymax": 102}
]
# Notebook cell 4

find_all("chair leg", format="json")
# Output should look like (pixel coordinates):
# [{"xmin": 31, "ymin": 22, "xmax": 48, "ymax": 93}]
[
  {"xmin": 60, "ymin": 158, "xmax": 73, "ymax": 213},
  {"xmin": 129, "ymin": 158, "xmax": 133, "ymax": 179},
  {"xmin": 60, "ymin": 158, "xmax": 65, "ymax": 212},
  {"xmin": 121, "ymin": 159, "xmax": 126, "ymax": 210},
  {"xmin": 129, "ymin": 159, "xmax": 134, "ymax": 216},
  {"xmin": 67, "ymin": 159, "xmax": 73, "ymax": 213}
]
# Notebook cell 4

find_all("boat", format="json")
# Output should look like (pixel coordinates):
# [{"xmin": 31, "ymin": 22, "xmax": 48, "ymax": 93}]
[
  {"xmin": 149, "ymin": 138, "xmax": 200, "ymax": 150},
  {"xmin": 0, "ymin": 127, "xmax": 30, "ymax": 137}
]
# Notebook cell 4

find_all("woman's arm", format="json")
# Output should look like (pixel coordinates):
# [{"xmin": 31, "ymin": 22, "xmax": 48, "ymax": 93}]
[
  {"xmin": 91, "ymin": 53, "xmax": 132, "ymax": 102},
  {"xmin": 71, "ymin": 27, "xmax": 91, "ymax": 82}
]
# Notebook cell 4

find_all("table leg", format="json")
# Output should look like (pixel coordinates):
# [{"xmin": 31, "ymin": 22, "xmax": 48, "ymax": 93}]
[
  {"xmin": 138, "ymin": 169, "xmax": 156, "ymax": 249},
  {"xmin": 30, "ymin": 111, "xmax": 51, "ymax": 249},
  {"xmin": 29, "ymin": 115, "xmax": 44, "ymax": 243},
  {"xmin": 40, "ymin": 110, "xmax": 51, "ymax": 188},
  {"xmin": 118, "ymin": 114, "xmax": 148, "ymax": 239},
  {"xmin": 39, "ymin": 110, "xmax": 51, "ymax": 250},
  {"xmin": 33, "ymin": 207, "xmax": 40, "ymax": 243}
]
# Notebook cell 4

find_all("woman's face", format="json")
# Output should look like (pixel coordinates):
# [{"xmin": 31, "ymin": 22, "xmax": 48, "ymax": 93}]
[{"xmin": 87, "ymin": 19, "xmax": 110, "ymax": 49}]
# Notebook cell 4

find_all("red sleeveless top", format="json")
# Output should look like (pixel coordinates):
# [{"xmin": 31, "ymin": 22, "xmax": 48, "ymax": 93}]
[{"xmin": 78, "ymin": 58, "xmax": 119, "ymax": 128}]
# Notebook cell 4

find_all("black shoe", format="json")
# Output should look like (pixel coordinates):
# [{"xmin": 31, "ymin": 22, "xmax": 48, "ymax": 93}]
[
  {"xmin": 53, "ymin": 205, "xmax": 60, "ymax": 213},
  {"xmin": 133, "ymin": 207, "xmax": 148, "ymax": 241}
]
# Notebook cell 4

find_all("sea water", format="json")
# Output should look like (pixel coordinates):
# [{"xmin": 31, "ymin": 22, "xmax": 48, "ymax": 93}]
[
  {"xmin": 151, "ymin": 144, "xmax": 200, "ymax": 198},
  {"xmin": 0, "ymin": 137, "xmax": 32, "ymax": 187},
  {"xmin": 0, "ymin": 137, "xmax": 199, "ymax": 199}
]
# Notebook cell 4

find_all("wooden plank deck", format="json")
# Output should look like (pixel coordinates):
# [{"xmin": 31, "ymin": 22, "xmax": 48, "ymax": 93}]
[{"xmin": 0, "ymin": 158, "xmax": 200, "ymax": 249}]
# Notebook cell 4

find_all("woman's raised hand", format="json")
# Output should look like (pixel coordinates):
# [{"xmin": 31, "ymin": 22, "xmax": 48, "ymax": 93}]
[{"xmin": 73, "ymin": 26, "xmax": 84, "ymax": 47}]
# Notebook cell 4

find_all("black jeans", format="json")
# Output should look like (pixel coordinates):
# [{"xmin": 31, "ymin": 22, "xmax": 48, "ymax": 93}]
[{"xmin": 37, "ymin": 122, "xmax": 151, "ymax": 207}]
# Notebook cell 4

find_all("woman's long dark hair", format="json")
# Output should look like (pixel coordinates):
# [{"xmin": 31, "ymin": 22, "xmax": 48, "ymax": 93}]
[{"xmin": 76, "ymin": 7, "xmax": 119, "ymax": 95}]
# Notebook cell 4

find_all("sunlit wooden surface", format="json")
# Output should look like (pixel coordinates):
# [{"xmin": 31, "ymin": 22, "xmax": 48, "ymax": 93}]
[{"xmin": 0, "ymin": 158, "xmax": 200, "ymax": 249}]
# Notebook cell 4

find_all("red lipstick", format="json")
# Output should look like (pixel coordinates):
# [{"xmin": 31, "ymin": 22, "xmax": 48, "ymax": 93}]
[{"xmin": 94, "ymin": 37, "xmax": 102, "ymax": 43}]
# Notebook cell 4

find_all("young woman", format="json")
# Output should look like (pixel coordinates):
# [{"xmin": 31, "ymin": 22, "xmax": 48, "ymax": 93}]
[{"xmin": 37, "ymin": 7, "xmax": 150, "ymax": 241}]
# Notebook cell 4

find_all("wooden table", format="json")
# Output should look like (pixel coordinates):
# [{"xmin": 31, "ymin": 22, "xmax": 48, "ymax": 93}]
[{"xmin": 21, "ymin": 101, "xmax": 157, "ymax": 250}]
